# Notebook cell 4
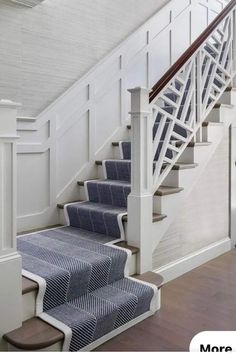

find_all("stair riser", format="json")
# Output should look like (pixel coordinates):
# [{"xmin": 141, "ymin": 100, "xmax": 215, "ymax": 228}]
[
  {"xmin": 97, "ymin": 164, "xmax": 105, "ymax": 179},
  {"xmin": 218, "ymin": 89, "xmax": 236, "ymax": 105},
  {"xmin": 58, "ymin": 209, "xmax": 137, "ymax": 276},
  {"xmin": 112, "ymin": 145, "xmax": 122, "ymax": 160},
  {"xmin": 202, "ymin": 124, "xmax": 225, "ymax": 142},
  {"xmin": 178, "ymin": 145, "xmax": 212, "ymax": 165},
  {"xmin": 177, "ymin": 147, "xmax": 195, "ymax": 164},
  {"xmin": 22, "ymin": 291, "xmax": 37, "ymax": 322},
  {"xmin": 153, "ymin": 192, "xmax": 184, "ymax": 214},
  {"xmin": 206, "ymin": 108, "xmax": 222, "ymax": 123},
  {"xmin": 206, "ymin": 105, "xmax": 234, "ymax": 124},
  {"xmin": 163, "ymin": 166, "xmax": 198, "ymax": 188}
]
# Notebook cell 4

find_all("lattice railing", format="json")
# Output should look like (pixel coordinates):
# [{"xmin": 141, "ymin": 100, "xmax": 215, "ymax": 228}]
[
  {"xmin": 127, "ymin": 1, "xmax": 236, "ymax": 273},
  {"xmin": 150, "ymin": 10, "xmax": 234, "ymax": 192}
]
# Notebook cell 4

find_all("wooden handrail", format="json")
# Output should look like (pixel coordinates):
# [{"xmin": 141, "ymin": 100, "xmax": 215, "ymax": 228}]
[{"xmin": 149, "ymin": 0, "xmax": 236, "ymax": 103}]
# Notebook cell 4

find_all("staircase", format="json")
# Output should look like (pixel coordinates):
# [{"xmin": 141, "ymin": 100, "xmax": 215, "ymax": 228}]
[{"xmin": 3, "ymin": 0, "xmax": 236, "ymax": 352}]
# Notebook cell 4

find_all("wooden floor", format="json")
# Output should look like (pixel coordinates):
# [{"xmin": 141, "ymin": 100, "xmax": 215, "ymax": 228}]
[{"xmin": 96, "ymin": 249, "xmax": 236, "ymax": 352}]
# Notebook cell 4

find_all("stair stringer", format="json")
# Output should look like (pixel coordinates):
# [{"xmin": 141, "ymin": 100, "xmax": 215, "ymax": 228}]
[{"xmin": 151, "ymin": 102, "xmax": 236, "ymax": 253}]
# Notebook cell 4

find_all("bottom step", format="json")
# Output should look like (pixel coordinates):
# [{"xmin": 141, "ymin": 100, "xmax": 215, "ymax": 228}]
[{"xmin": 4, "ymin": 273, "xmax": 163, "ymax": 352}]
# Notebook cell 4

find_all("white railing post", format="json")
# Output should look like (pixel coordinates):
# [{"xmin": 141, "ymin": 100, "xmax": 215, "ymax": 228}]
[
  {"xmin": 0, "ymin": 100, "xmax": 22, "ymax": 349},
  {"xmin": 127, "ymin": 87, "xmax": 153, "ymax": 274}
]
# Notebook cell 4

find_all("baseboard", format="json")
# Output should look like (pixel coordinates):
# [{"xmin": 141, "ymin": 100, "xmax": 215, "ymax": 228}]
[{"xmin": 154, "ymin": 238, "xmax": 231, "ymax": 283}]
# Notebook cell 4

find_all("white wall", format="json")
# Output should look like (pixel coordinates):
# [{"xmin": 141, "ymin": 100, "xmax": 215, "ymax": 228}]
[
  {"xmin": 10, "ymin": 0, "xmax": 230, "ymax": 232},
  {"xmin": 0, "ymin": 0, "xmax": 170, "ymax": 116},
  {"xmin": 153, "ymin": 134, "xmax": 229, "ymax": 269}
]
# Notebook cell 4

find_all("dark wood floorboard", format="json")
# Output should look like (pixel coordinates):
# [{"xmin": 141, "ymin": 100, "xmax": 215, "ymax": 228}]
[{"xmin": 95, "ymin": 249, "xmax": 236, "ymax": 352}]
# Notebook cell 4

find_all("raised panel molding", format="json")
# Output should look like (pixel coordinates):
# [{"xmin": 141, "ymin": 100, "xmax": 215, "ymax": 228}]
[{"xmin": 10, "ymin": 0, "xmax": 44, "ymax": 7}]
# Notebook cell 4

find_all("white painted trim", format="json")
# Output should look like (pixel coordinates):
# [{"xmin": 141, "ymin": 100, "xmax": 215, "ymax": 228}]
[
  {"xmin": 22, "ymin": 269, "xmax": 46, "ymax": 315},
  {"xmin": 17, "ymin": 225, "xmax": 65, "ymax": 238},
  {"xmin": 10, "ymin": 0, "xmax": 44, "ymax": 7},
  {"xmin": 154, "ymin": 238, "xmax": 231, "ymax": 283},
  {"xmin": 17, "ymin": 117, "xmax": 36, "ymax": 122}
]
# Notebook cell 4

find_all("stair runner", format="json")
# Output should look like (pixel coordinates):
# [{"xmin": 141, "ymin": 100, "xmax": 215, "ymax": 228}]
[
  {"xmin": 17, "ymin": 140, "xmax": 159, "ymax": 352},
  {"xmin": 17, "ymin": 40, "xmax": 223, "ymax": 352}
]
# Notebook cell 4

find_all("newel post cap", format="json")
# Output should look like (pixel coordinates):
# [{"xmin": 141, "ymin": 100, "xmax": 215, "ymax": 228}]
[{"xmin": 128, "ymin": 87, "xmax": 151, "ymax": 114}]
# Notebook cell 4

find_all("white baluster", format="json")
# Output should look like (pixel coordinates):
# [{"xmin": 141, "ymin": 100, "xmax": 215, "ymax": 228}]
[
  {"xmin": 127, "ymin": 88, "xmax": 153, "ymax": 274},
  {"xmin": 196, "ymin": 50, "xmax": 203, "ymax": 142},
  {"xmin": 0, "ymin": 100, "xmax": 22, "ymax": 349}
]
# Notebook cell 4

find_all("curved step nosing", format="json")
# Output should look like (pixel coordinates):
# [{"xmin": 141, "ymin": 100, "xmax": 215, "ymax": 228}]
[{"xmin": 3, "ymin": 318, "xmax": 64, "ymax": 351}]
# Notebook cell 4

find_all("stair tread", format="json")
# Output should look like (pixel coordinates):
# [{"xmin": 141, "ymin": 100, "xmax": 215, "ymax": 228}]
[
  {"xmin": 78, "ymin": 179, "xmax": 130, "ymax": 187},
  {"xmin": 22, "ymin": 276, "xmax": 38, "ymax": 295},
  {"xmin": 214, "ymin": 103, "xmax": 234, "ymax": 109},
  {"xmin": 97, "ymin": 159, "xmax": 198, "ymax": 170},
  {"xmin": 112, "ymin": 141, "xmax": 130, "ymax": 147},
  {"xmin": 58, "ymin": 200, "xmax": 165, "ymax": 223},
  {"xmin": 202, "ymin": 121, "xmax": 224, "ymax": 127},
  {"xmin": 163, "ymin": 162, "xmax": 198, "ymax": 170},
  {"xmin": 175, "ymin": 141, "xmax": 211, "ymax": 148},
  {"xmin": 123, "ymin": 213, "xmax": 167, "ymax": 223},
  {"xmin": 134, "ymin": 271, "xmax": 164, "ymax": 289},
  {"xmin": 155, "ymin": 185, "xmax": 184, "ymax": 196},
  {"xmin": 3, "ymin": 318, "xmax": 64, "ymax": 351},
  {"xmin": 57, "ymin": 200, "xmax": 83, "ymax": 209},
  {"xmin": 17, "ymin": 225, "xmax": 62, "ymax": 236},
  {"xmin": 78, "ymin": 179, "xmax": 183, "ymax": 197},
  {"xmin": 6, "ymin": 271, "xmax": 162, "ymax": 350},
  {"xmin": 114, "ymin": 140, "xmax": 212, "ymax": 149},
  {"xmin": 114, "ymin": 241, "xmax": 139, "ymax": 255},
  {"xmin": 225, "ymin": 86, "xmax": 234, "ymax": 92}
]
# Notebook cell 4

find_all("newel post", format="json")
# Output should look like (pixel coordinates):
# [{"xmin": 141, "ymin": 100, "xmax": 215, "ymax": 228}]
[
  {"xmin": 0, "ymin": 100, "xmax": 22, "ymax": 349},
  {"xmin": 127, "ymin": 88, "xmax": 153, "ymax": 274}
]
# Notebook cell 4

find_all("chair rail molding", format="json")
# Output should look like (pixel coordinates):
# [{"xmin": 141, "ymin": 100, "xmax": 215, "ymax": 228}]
[{"xmin": 10, "ymin": 0, "xmax": 44, "ymax": 7}]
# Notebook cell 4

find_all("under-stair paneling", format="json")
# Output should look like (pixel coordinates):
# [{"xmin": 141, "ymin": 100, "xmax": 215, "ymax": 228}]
[{"xmin": 153, "ymin": 134, "xmax": 229, "ymax": 270}]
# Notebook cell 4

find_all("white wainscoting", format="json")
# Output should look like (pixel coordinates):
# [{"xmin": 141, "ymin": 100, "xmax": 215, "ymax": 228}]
[{"xmin": 16, "ymin": 0, "xmax": 231, "ymax": 231}]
